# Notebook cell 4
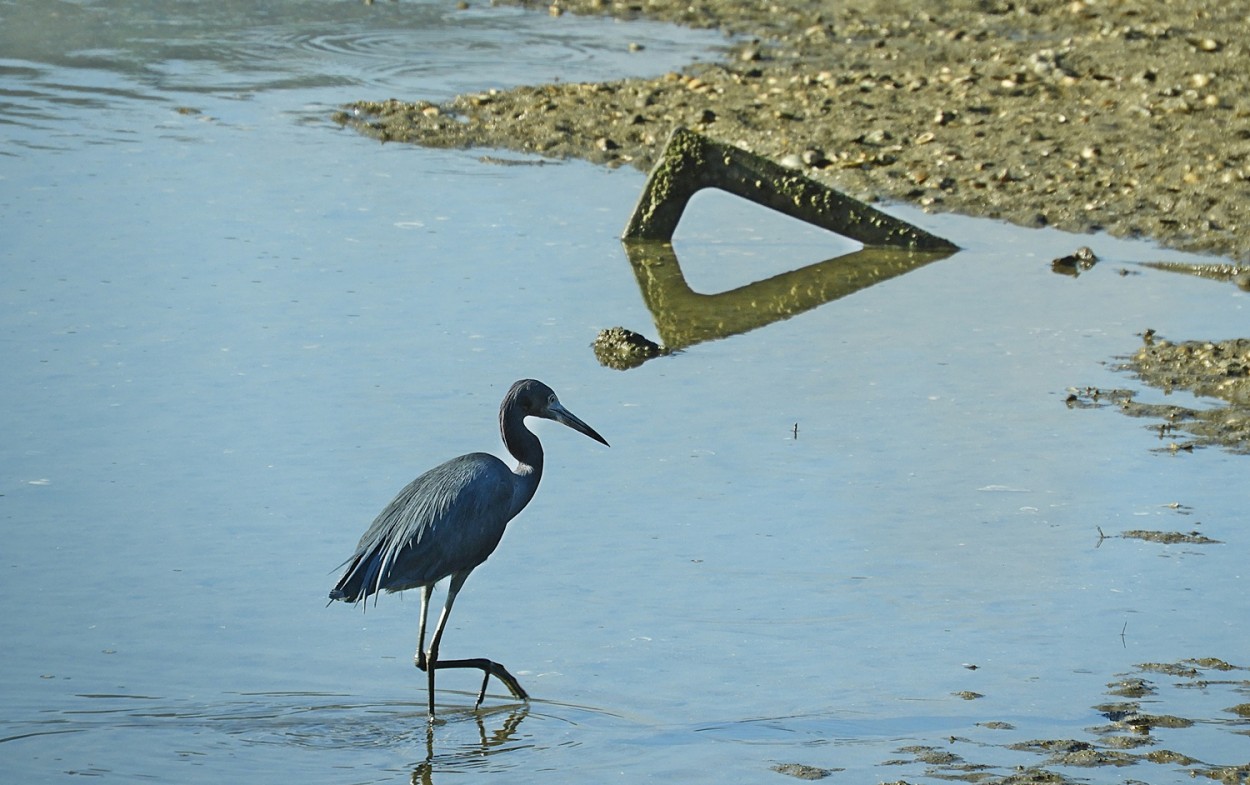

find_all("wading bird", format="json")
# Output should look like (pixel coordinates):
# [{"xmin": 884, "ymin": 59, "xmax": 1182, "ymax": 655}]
[{"xmin": 329, "ymin": 379, "xmax": 608, "ymax": 720}]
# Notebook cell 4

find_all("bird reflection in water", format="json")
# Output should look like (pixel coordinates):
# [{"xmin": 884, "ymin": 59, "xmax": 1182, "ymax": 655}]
[{"xmin": 410, "ymin": 703, "xmax": 530, "ymax": 785}]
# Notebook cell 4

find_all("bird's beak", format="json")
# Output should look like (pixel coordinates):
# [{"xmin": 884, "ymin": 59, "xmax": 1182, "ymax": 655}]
[{"xmin": 548, "ymin": 402, "xmax": 610, "ymax": 447}]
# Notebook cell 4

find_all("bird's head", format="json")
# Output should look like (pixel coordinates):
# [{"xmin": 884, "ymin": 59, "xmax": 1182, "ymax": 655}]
[{"xmin": 506, "ymin": 379, "xmax": 609, "ymax": 447}]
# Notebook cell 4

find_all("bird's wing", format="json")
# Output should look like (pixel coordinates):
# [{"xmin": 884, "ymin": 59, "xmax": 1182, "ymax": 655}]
[{"xmin": 331, "ymin": 453, "xmax": 515, "ymax": 602}]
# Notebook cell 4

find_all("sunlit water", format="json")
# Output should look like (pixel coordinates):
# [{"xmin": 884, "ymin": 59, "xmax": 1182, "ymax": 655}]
[{"xmin": 2, "ymin": 1, "xmax": 1247, "ymax": 783}]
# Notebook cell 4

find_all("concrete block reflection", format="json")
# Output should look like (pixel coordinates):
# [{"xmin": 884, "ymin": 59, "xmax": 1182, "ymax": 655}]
[{"xmin": 595, "ymin": 243, "xmax": 954, "ymax": 369}]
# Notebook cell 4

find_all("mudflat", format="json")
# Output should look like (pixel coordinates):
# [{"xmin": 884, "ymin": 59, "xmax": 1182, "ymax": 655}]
[{"xmin": 341, "ymin": 0, "xmax": 1250, "ymax": 261}]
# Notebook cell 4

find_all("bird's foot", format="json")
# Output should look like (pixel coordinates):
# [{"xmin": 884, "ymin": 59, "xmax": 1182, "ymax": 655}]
[
  {"xmin": 488, "ymin": 661, "xmax": 529, "ymax": 702},
  {"xmin": 433, "ymin": 657, "xmax": 529, "ymax": 703}
]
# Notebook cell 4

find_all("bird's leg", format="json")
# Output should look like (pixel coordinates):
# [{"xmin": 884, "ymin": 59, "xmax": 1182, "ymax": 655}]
[
  {"xmin": 426, "ymin": 644, "xmax": 437, "ymax": 720},
  {"xmin": 421, "ymin": 572, "xmax": 529, "ymax": 718},
  {"xmin": 415, "ymin": 585, "xmax": 432, "ymax": 671},
  {"xmin": 423, "ymin": 572, "xmax": 470, "ymax": 721}
]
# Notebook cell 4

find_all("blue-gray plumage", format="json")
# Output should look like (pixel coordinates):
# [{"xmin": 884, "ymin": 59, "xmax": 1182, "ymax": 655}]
[{"xmin": 330, "ymin": 379, "xmax": 608, "ymax": 720}]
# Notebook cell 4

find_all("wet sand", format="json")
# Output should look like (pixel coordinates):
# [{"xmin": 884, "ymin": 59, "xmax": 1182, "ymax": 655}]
[{"xmin": 341, "ymin": 0, "xmax": 1250, "ymax": 261}]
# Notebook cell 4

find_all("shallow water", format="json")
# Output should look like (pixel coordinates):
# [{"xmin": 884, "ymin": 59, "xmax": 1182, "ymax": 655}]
[{"xmin": 2, "ymin": 1, "xmax": 1248, "ymax": 783}]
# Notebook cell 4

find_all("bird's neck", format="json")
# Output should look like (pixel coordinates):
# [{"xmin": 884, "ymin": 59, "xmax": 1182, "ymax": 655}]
[{"xmin": 502, "ymin": 412, "xmax": 544, "ymax": 511}]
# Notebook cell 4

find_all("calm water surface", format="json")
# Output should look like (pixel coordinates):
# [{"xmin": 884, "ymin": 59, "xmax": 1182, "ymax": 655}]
[{"xmin": 2, "ymin": 1, "xmax": 1247, "ymax": 783}]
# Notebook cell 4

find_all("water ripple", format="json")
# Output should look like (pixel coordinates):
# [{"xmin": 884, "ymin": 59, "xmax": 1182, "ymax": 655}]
[{"xmin": 0, "ymin": 690, "xmax": 626, "ymax": 778}]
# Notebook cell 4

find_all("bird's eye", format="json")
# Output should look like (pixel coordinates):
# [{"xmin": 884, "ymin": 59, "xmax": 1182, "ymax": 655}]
[{"xmin": 548, "ymin": 394, "xmax": 557, "ymax": 406}]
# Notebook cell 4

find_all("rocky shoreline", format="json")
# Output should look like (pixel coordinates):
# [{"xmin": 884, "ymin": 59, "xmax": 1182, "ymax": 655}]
[{"xmin": 341, "ymin": 0, "xmax": 1250, "ymax": 261}]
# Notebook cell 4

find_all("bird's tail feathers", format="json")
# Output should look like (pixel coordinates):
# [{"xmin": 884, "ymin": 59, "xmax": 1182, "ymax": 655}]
[{"xmin": 329, "ymin": 539, "xmax": 401, "ymax": 609}]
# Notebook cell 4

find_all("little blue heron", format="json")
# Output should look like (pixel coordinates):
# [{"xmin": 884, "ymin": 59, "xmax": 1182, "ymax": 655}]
[{"xmin": 329, "ymin": 379, "xmax": 608, "ymax": 720}]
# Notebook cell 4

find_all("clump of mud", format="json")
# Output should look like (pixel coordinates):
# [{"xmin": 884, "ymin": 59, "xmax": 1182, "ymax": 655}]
[
  {"xmin": 592, "ymin": 326, "xmax": 667, "ymax": 370},
  {"xmin": 1131, "ymin": 335, "xmax": 1250, "ymax": 404},
  {"xmin": 1068, "ymin": 334, "xmax": 1250, "ymax": 453}
]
